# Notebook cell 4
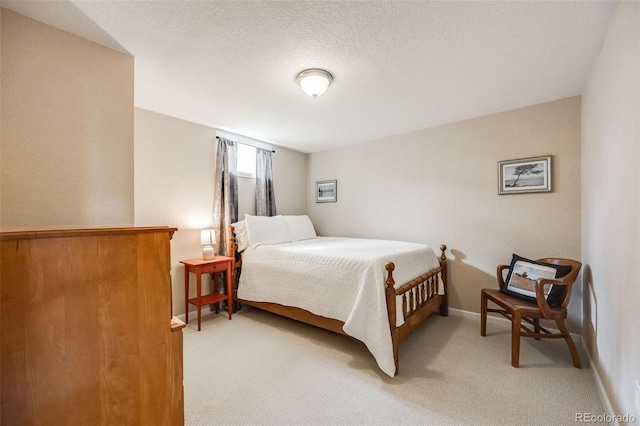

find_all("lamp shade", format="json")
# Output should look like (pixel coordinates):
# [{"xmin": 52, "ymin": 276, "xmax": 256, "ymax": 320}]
[
  {"xmin": 296, "ymin": 69, "xmax": 333, "ymax": 98},
  {"xmin": 200, "ymin": 229, "xmax": 215, "ymax": 246}
]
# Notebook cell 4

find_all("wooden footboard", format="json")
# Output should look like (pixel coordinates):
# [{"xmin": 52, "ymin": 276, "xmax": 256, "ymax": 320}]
[
  {"xmin": 227, "ymin": 226, "xmax": 448, "ymax": 376},
  {"xmin": 385, "ymin": 244, "xmax": 448, "ymax": 374}
]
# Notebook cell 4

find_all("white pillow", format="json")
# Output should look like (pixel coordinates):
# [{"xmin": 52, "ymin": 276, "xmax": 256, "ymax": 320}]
[
  {"xmin": 244, "ymin": 214, "xmax": 291, "ymax": 248},
  {"xmin": 283, "ymin": 215, "xmax": 317, "ymax": 242},
  {"xmin": 231, "ymin": 220, "xmax": 249, "ymax": 252}
]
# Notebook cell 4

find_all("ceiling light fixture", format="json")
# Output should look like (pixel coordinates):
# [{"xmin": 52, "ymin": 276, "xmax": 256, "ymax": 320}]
[{"xmin": 296, "ymin": 69, "xmax": 333, "ymax": 98}]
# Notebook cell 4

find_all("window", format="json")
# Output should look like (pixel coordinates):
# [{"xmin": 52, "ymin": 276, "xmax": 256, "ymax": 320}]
[{"xmin": 237, "ymin": 143, "xmax": 256, "ymax": 178}]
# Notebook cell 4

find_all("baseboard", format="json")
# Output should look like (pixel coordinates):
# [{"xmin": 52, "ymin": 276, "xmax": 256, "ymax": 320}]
[
  {"xmin": 450, "ymin": 307, "xmax": 510, "ymax": 324},
  {"xmin": 581, "ymin": 339, "xmax": 618, "ymax": 425}
]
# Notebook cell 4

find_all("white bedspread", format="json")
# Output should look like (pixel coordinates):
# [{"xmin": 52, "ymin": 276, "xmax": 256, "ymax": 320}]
[{"xmin": 237, "ymin": 237, "xmax": 442, "ymax": 376}]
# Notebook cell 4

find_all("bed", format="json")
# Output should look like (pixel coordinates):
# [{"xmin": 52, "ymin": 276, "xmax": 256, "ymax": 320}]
[{"xmin": 227, "ymin": 215, "xmax": 448, "ymax": 376}]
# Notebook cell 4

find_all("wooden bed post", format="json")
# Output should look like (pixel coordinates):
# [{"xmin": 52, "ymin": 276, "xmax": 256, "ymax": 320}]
[
  {"xmin": 385, "ymin": 262, "xmax": 399, "ymax": 375},
  {"xmin": 439, "ymin": 244, "xmax": 448, "ymax": 316},
  {"xmin": 228, "ymin": 226, "xmax": 238, "ymax": 303}
]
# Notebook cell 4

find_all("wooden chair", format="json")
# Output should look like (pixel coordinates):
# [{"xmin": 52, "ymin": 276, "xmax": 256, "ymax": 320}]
[{"xmin": 480, "ymin": 258, "xmax": 582, "ymax": 368}]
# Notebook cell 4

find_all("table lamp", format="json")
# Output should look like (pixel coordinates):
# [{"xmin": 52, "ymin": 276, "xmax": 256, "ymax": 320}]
[{"xmin": 200, "ymin": 229, "xmax": 215, "ymax": 259}]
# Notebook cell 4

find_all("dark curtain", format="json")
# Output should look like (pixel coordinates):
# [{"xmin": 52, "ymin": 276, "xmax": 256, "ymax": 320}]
[
  {"xmin": 212, "ymin": 137, "xmax": 238, "ymax": 255},
  {"xmin": 255, "ymin": 148, "xmax": 276, "ymax": 216}
]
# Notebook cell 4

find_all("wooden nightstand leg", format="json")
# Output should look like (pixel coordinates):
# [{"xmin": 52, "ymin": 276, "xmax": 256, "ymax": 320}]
[
  {"xmin": 213, "ymin": 273, "xmax": 220, "ymax": 314},
  {"xmin": 184, "ymin": 267, "xmax": 189, "ymax": 325},
  {"xmin": 196, "ymin": 272, "xmax": 202, "ymax": 331}
]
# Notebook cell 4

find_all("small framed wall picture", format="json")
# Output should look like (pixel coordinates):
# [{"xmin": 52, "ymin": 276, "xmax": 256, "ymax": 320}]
[
  {"xmin": 315, "ymin": 180, "xmax": 337, "ymax": 203},
  {"xmin": 498, "ymin": 155, "xmax": 552, "ymax": 195}
]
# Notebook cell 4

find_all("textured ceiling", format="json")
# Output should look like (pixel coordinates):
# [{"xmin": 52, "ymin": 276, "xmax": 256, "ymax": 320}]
[{"xmin": 1, "ymin": 1, "xmax": 619, "ymax": 153}]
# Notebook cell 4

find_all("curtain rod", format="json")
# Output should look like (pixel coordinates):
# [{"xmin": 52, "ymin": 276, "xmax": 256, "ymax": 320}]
[{"xmin": 216, "ymin": 136, "xmax": 275, "ymax": 153}]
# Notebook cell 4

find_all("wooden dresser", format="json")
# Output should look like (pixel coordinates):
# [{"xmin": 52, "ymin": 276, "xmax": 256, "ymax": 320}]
[{"xmin": 0, "ymin": 227, "xmax": 184, "ymax": 425}]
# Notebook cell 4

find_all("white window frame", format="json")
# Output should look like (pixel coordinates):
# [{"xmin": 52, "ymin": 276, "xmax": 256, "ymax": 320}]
[
  {"xmin": 215, "ymin": 131, "xmax": 273, "ymax": 180},
  {"xmin": 236, "ymin": 143, "xmax": 256, "ymax": 179}
]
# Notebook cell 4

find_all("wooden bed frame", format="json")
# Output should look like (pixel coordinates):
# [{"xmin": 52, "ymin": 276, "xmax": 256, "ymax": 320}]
[{"xmin": 227, "ymin": 226, "xmax": 448, "ymax": 375}]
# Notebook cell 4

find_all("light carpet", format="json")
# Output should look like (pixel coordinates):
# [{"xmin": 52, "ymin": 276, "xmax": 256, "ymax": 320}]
[{"xmin": 183, "ymin": 307, "xmax": 604, "ymax": 425}]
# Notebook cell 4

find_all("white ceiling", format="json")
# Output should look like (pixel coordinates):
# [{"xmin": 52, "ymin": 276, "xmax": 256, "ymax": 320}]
[{"xmin": 1, "ymin": 1, "xmax": 619, "ymax": 153}]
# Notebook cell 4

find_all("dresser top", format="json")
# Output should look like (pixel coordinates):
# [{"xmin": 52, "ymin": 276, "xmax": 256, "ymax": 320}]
[{"xmin": 0, "ymin": 226, "xmax": 178, "ymax": 241}]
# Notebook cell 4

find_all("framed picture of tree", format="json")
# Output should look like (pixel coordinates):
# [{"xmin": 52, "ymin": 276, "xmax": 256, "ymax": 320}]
[{"xmin": 498, "ymin": 155, "xmax": 552, "ymax": 195}]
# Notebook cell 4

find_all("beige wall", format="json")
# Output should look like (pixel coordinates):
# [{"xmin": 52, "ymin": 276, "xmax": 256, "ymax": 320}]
[
  {"xmin": 272, "ymin": 146, "xmax": 308, "ymax": 216},
  {"xmin": 0, "ymin": 9, "xmax": 134, "ymax": 229},
  {"xmin": 582, "ymin": 0, "xmax": 640, "ymax": 418},
  {"xmin": 134, "ymin": 108, "xmax": 307, "ymax": 316},
  {"xmin": 308, "ymin": 96, "xmax": 582, "ymax": 327}
]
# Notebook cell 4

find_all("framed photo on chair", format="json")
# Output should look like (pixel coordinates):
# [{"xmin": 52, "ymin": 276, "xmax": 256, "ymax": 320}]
[{"xmin": 505, "ymin": 258, "xmax": 557, "ymax": 300}]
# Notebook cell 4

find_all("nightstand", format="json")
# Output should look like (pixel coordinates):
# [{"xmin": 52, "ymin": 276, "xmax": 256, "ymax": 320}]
[{"xmin": 180, "ymin": 256, "xmax": 233, "ymax": 331}]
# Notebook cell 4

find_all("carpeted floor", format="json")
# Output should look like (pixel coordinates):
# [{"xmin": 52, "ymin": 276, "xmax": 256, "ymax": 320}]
[{"xmin": 183, "ymin": 307, "xmax": 604, "ymax": 425}]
